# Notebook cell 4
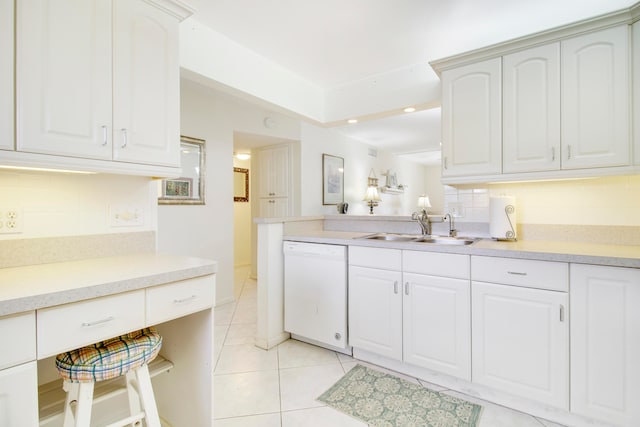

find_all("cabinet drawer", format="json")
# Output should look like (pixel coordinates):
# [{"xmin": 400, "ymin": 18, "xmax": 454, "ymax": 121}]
[
  {"xmin": 349, "ymin": 246, "xmax": 401, "ymax": 270},
  {"xmin": 37, "ymin": 291, "xmax": 145, "ymax": 359},
  {"xmin": 403, "ymin": 251, "xmax": 470, "ymax": 279},
  {"xmin": 471, "ymin": 256, "xmax": 568, "ymax": 292},
  {"xmin": 146, "ymin": 275, "xmax": 215, "ymax": 325},
  {"xmin": 0, "ymin": 312, "xmax": 36, "ymax": 370}
]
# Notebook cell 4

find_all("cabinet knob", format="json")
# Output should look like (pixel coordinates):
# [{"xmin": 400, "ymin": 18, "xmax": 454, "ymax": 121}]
[{"xmin": 334, "ymin": 332, "xmax": 342, "ymax": 340}]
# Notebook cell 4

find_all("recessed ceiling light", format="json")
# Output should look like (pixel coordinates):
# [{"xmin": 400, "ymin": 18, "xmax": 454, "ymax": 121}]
[
  {"xmin": 403, "ymin": 107, "xmax": 416, "ymax": 113},
  {"xmin": 235, "ymin": 152, "xmax": 251, "ymax": 160},
  {"xmin": 347, "ymin": 119, "xmax": 358, "ymax": 124}
]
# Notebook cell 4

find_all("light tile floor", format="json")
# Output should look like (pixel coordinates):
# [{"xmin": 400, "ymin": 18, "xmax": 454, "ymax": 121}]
[{"xmin": 214, "ymin": 266, "xmax": 567, "ymax": 427}]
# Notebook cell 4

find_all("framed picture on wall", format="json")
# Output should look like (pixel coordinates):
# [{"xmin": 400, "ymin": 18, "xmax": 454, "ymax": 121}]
[
  {"xmin": 159, "ymin": 136, "xmax": 206, "ymax": 205},
  {"xmin": 322, "ymin": 153, "xmax": 344, "ymax": 205}
]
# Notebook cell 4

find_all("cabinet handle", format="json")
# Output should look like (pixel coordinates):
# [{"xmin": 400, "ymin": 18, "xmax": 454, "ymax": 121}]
[
  {"xmin": 559, "ymin": 304, "xmax": 565, "ymax": 322},
  {"xmin": 567, "ymin": 145, "xmax": 571, "ymax": 160},
  {"xmin": 121, "ymin": 128, "xmax": 128, "ymax": 148},
  {"xmin": 443, "ymin": 157, "xmax": 448, "ymax": 170},
  {"xmin": 393, "ymin": 281, "xmax": 399, "ymax": 294},
  {"xmin": 174, "ymin": 295, "xmax": 197, "ymax": 304},
  {"xmin": 81, "ymin": 316, "xmax": 115, "ymax": 327},
  {"xmin": 404, "ymin": 282, "xmax": 409, "ymax": 295},
  {"xmin": 551, "ymin": 147, "xmax": 555, "ymax": 162},
  {"xmin": 101, "ymin": 125, "xmax": 108, "ymax": 146},
  {"xmin": 507, "ymin": 271, "xmax": 527, "ymax": 276}
]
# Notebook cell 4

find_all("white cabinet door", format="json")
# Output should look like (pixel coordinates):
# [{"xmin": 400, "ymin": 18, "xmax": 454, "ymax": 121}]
[
  {"xmin": 258, "ymin": 144, "xmax": 290, "ymax": 198},
  {"xmin": 0, "ymin": 0, "xmax": 13, "ymax": 151},
  {"xmin": 503, "ymin": 43, "xmax": 561, "ymax": 173},
  {"xmin": 403, "ymin": 273, "xmax": 470, "ymax": 380},
  {"xmin": 561, "ymin": 25, "xmax": 630, "ymax": 169},
  {"xmin": 0, "ymin": 362, "xmax": 39, "ymax": 427},
  {"xmin": 472, "ymin": 282, "xmax": 569, "ymax": 409},
  {"xmin": 259, "ymin": 197, "xmax": 289, "ymax": 218},
  {"xmin": 441, "ymin": 58, "xmax": 502, "ymax": 177},
  {"xmin": 17, "ymin": 0, "xmax": 113, "ymax": 159},
  {"xmin": 112, "ymin": 0, "xmax": 180, "ymax": 167},
  {"xmin": 570, "ymin": 264, "xmax": 640, "ymax": 426},
  {"xmin": 348, "ymin": 266, "xmax": 402, "ymax": 361}
]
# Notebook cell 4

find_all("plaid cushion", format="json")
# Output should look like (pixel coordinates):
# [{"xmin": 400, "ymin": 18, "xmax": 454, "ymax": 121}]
[{"xmin": 55, "ymin": 327, "xmax": 162, "ymax": 383}]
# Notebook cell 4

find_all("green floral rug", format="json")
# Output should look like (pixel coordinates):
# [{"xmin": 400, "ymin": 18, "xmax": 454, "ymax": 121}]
[{"xmin": 318, "ymin": 364, "xmax": 483, "ymax": 427}]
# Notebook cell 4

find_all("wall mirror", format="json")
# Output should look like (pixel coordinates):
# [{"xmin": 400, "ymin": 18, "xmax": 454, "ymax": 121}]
[
  {"xmin": 159, "ymin": 136, "xmax": 206, "ymax": 205},
  {"xmin": 234, "ymin": 167, "xmax": 249, "ymax": 202}
]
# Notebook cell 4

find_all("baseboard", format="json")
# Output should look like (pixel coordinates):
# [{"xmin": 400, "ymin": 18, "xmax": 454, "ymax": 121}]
[{"xmin": 255, "ymin": 332, "xmax": 290, "ymax": 350}]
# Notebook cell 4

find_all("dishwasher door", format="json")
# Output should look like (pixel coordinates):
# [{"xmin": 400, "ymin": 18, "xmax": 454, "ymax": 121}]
[{"xmin": 283, "ymin": 241, "xmax": 349, "ymax": 353}]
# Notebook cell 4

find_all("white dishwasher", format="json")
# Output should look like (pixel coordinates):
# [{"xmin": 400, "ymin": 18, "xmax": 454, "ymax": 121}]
[{"xmin": 283, "ymin": 241, "xmax": 350, "ymax": 354}]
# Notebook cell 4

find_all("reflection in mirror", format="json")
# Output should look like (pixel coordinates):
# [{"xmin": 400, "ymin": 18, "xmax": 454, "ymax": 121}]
[
  {"xmin": 234, "ymin": 167, "xmax": 249, "ymax": 202},
  {"xmin": 159, "ymin": 136, "xmax": 206, "ymax": 205}
]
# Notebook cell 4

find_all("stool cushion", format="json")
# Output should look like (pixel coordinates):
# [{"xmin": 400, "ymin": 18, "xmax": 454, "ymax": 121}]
[{"xmin": 55, "ymin": 327, "xmax": 162, "ymax": 383}]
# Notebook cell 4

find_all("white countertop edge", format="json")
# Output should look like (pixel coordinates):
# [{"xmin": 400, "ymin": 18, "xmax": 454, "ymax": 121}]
[
  {"xmin": 283, "ymin": 233, "xmax": 640, "ymax": 269},
  {"xmin": 0, "ymin": 253, "xmax": 217, "ymax": 317}
]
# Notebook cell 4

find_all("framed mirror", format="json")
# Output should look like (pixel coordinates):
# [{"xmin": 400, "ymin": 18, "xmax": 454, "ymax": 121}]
[
  {"xmin": 234, "ymin": 167, "xmax": 249, "ymax": 202},
  {"xmin": 159, "ymin": 136, "xmax": 206, "ymax": 205}
]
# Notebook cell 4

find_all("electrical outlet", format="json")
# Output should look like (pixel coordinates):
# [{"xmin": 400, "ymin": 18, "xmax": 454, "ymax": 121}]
[
  {"xmin": 447, "ymin": 202, "xmax": 465, "ymax": 218},
  {"xmin": 0, "ymin": 208, "xmax": 23, "ymax": 234},
  {"xmin": 110, "ymin": 206, "xmax": 143, "ymax": 227}
]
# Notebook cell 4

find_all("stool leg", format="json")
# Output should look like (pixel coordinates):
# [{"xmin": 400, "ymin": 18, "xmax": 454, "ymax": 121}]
[
  {"xmin": 125, "ymin": 370, "xmax": 142, "ymax": 425},
  {"xmin": 135, "ymin": 364, "xmax": 161, "ymax": 427},
  {"xmin": 62, "ymin": 381, "xmax": 94, "ymax": 427}
]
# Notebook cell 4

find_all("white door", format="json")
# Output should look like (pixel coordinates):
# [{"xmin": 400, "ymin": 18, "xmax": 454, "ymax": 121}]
[
  {"xmin": 472, "ymin": 282, "xmax": 569, "ymax": 409},
  {"xmin": 503, "ymin": 43, "xmax": 560, "ymax": 173},
  {"xmin": 441, "ymin": 58, "xmax": 502, "ymax": 177},
  {"xmin": 403, "ymin": 273, "xmax": 471, "ymax": 380},
  {"xmin": 348, "ymin": 266, "xmax": 402, "ymax": 361},
  {"xmin": 258, "ymin": 145, "xmax": 290, "ymax": 198},
  {"xmin": 0, "ymin": 362, "xmax": 39, "ymax": 427},
  {"xmin": 259, "ymin": 197, "xmax": 289, "ymax": 218},
  {"xmin": 570, "ymin": 264, "xmax": 640, "ymax": 426},
  {"xmin": 0, "ymin": 0, "xmax": 13, "ymax": 151},
  {"xmin": 561, "ymin": 25, "xmax": 630, "ymax": 169},
  {"xmin": 634, "ymin": 21, "xmax": 640, "ymax": 166},
  {"xmin": 112, "ymin": 0, "xmax": 180, "ymax": 167},
  {"xmin": 17, "ymin": 0, "xmax": 113, "ymax": 159}
]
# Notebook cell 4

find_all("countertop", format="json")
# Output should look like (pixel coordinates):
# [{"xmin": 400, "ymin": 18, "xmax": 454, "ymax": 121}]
[
  {"xmin": 283, "ymin": 230, "xmax": 640, "ymax": 269},
  {"xmin": 0, "ymin": 253, "xmax": 217, "ymax": 317}
]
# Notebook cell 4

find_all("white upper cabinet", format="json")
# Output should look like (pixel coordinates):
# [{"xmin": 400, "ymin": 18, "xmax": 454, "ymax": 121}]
[
  {"xmin": 561, "ymin": 25, "xmax": 630, "ymax": 169},
  {"xmin": 16, "ymin": 0, "xmax": 182, "ymax": 168},
  {"xmin": 0, "ymin": 0, "xmax": 14, "ymax": 151},
  {"xmin": 112, "ymin": 0, "xmax": 180, "ymax": 166},
  {"xmin": 441, "ymin": 58, "xmax": 502, "ymax": 177},
  {"xmin": 17, "ymin": 0, "xmax": 113, "ymax": 160},
  {"xmin": 503, "ymin": 43, "xmax": 561, "ymax": 173},
  {"xmin": 570, "ymin": 264, "xmax": 640, "ymax": 427}
]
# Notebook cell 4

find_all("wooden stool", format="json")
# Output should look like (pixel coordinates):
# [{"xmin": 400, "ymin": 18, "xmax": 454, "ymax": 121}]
[{"xmin": 55, "ymin": 327, "xmax": 163, "ymax": 427}]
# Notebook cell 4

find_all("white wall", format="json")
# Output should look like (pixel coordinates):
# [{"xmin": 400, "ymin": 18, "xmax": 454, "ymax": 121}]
[
  {"xmin": 158, "ymin": 79, "xmax": 301, "ymax": 306},
  {"xmin": 0, "ymin": 171, "xmax": 156, "ymax": 240},
  {"xmin": 299, "ymin": 123, "xmax": 428, "ymax": 216},
  {"xmin": 233, "ymin": 157, "xmax": 251, "ymax": 266}
]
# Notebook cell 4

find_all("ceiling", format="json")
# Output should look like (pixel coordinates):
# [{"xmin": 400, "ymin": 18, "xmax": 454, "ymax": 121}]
[{"xmin": 187, "ymin": 0, "xmax": 635, "ymax": 162}]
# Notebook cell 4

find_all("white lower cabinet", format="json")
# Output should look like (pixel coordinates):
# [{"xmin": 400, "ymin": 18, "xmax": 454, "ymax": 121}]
[
  {"xmin": 0, "ymin": 362, "xmax": 39, "ymax": 427},
  {"xmin": 570, "ymin": 264, "xmax": 640, "ymax": 426},
  {"xmin": 471, "ymin": 256, "xmax": 569, "ymax": 409},
  {"xmin": 349, "ymin": 265, "xmax": 403, "ymax": 360},
  {"xmin": 349, "ymin": 247, "xmax": 471, "ymax": 380}
]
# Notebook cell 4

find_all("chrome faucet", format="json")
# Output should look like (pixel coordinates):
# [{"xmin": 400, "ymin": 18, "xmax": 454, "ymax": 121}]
[
  {"xmin": 412, "ymin": 209, "xmax": 431, "ymax": 236},
  {"xmin": 444, "ymin": 213, "xmax": 457, "ymax": 237}
]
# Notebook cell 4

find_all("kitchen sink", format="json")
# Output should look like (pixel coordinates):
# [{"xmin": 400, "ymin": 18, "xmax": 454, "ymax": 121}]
[
  {"xmin": 356, "ymin": 233, "xmax": 476, "ymax": 245},
  {"xmin": 358, "ymin": 233, "xmax": 421, "ymax": 242},
  {"xmin": 414, "ymin": 236, "xmax": 476, "ymax": 245}
]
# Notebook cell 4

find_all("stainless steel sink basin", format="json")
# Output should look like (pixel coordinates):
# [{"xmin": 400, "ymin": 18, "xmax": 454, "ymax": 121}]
[
  {"xmin": 414, "ymin": 236, "xmax": 476, "ymax": 245},
  {"xmin": 357, "ymin": 233, "xmax": 420, "ymax": 242},
  {"xmin": 356, "ymin": 233, "xmax": 476, "ymax": 245}
]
